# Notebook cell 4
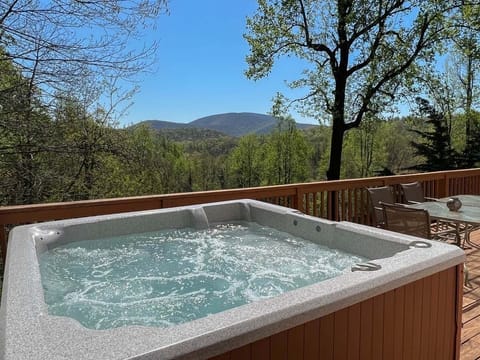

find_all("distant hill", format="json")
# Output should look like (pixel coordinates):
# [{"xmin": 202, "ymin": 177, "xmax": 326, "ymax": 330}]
[
  {"xmin": 141, "ymin": 120, "xmax": 186, "ymax": 130},
  {"xmin": 137, "ymin": 112, "xmax": 316, "ymax": 137},
  {"xmin": 156, "ymin": 127, "xmax": 232, "ymax": 142}
]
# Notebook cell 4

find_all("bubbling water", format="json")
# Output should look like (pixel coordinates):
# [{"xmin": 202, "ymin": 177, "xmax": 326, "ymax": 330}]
[{"xmin": 39, "ymin": 222, "xmax": 367, "ymax": 330}]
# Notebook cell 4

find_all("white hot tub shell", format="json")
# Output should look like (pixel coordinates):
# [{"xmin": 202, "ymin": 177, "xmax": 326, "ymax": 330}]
[{"xmin": 0, "ymin": 200, "xmax": 465, "ymax": 359}]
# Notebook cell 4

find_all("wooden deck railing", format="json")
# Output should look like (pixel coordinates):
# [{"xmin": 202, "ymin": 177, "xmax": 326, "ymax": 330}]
[{"xmin": 1, "ymin": 168, "xmax": 480, "ymax": 263}]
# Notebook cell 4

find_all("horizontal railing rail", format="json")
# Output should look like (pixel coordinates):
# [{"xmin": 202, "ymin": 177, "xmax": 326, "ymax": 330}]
[{"xmin": 1, "ymin": 168, "xmax": 480, "ymax": 263}]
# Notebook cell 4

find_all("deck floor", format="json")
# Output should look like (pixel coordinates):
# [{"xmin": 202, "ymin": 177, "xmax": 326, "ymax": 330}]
[{"xmin": 461, "ymin": 231, "xmax": 480, "ymax": 360}]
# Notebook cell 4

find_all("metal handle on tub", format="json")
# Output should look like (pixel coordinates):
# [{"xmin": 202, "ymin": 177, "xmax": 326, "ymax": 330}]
[{"xmin": 351, "ymin": 262, "xmax": 382, "ymax": 272}]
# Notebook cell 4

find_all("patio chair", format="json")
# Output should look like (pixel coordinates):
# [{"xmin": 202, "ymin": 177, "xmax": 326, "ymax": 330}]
[
  {"xmin": 382, "ymin": 202, "xmax": 470, "ymax": 285},
  {"xmin": 366, "ymin": 186, "xmax": 395, "ymax": 228},
  {"xmin": 400, "ymin": 181, "xmax": 462, "ymax": 235},
  {"xmin": 381, "ymin": 202, "xmax": 432, "ymax": 238},
  {"xmin": 381, "ymin": 202, "xmax": 457, "ymax": 242},
  {"xmin": 400, "ymin": 181, "xmax": 437, "ymax": 204}
]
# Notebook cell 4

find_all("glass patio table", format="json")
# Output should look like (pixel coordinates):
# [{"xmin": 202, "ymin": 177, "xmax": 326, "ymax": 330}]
[
  {"xmin": 437, "ymin": 194, "xmax": 480, "ymax": 207},
  {"xmin": 408, "ymin": 199, "xmax": 480, "ymax": 248}
]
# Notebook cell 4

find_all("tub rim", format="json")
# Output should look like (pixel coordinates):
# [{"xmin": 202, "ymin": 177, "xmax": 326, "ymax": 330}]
[{"xmin": 0, "ymin": 199, "xmax": 465, "ymax": 360}]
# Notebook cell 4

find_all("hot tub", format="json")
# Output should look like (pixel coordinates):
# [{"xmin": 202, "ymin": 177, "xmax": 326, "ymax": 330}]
[{"xmin": 0, "ymin": 200, "xmax": 465, "ymax": 360}]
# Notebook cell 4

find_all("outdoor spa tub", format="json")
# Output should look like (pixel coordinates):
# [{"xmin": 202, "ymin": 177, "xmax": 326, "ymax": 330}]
[{"xmin": 0, "ymin": 199, "xmax": 465, "ymax": 360}]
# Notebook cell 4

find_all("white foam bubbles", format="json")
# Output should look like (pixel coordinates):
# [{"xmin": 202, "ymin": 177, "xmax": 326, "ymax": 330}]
[{"xmin": 39, "ymin": 222, "xmax": 367, "ymax": 329}]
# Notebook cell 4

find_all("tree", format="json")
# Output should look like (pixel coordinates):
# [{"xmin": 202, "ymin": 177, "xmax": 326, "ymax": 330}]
[
  {"xmin": 264, "ymin": 116, "xmax": 310, "ymax": 185},
  {"xmin": 457, "ymin": 111, "xmax": 480, "ymax": 168},
  {"xmin": 445, "ymin": 4, "xmax": 480, "ymax": 165},
  {"xmin": 0, "ymin": 0, "xmax": 167, "ymax": 96},
  {"xmin": 451, "ymin": 5, "xmax": 480, "ymax": 137},
  {"xmin": 245, "ymin": 0, "xmax": 469, "ymax": 180},
  {"xmin": 0, "ymin": 52, "xmax": 56, "ymax": 204},
  {"xmin": 408, "ymin": 98, "xmax": 459, "ymax": 172},
  {"xmin": 342, "ymin": 116, "xmax": 381, "ymax": 178},
  {"xmin": 0, "ymin": 0, "xmax": 166, "ymax": 139},
  {"xmin": 260, "ymin": 95, "xmax": 310, "ymax": 185},
  {"xmin": 114, "ymin": 125, "xmax": 191, "ymax": 196},
  {"xmin": 302, "ymin": 125, "xmax": 330, "ymax": 180},
  {"xmin": 229, "ymin": 134, "xmax": 263, "ymax": 188},
  {"xmin": 0, "ymin": 0, "xmax": 168, "ymax": 204},
  {"xmin": 377, "ymin": 118, "xmax": 421, "ymax": 174},
  {"xmin": 51, "ymin": 95, "xmax": 128, "ymax": 200}
]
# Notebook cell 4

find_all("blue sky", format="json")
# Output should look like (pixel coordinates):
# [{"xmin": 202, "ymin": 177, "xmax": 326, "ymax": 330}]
[{"xmin": 123, "ymin": 0, "xmax": 315, "ymax": 126}]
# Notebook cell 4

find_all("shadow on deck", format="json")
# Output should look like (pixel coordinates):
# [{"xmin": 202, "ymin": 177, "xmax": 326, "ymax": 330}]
[{"xmin": 461, "ymin": 230, "xmax": 480, "ymax": 359}]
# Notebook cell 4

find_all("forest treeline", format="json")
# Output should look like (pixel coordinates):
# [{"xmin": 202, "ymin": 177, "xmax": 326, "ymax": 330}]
[
  {"xmin": 2, "ymin": 43, "xmax": 479, "ymax": 206},
  {"xmin": 3, "ymin": 1, "xmax": 480, "ymax": 205}
]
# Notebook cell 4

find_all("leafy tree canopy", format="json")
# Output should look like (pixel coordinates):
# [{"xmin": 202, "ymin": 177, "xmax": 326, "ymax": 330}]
[
  {"xmin": 0, "ymin": 0, "xmax": 167, "ymax": 101},
  {"xmin": 408, "ymin": 97, "xmax": 459, "ymax": 172},
  {"xmin": 245, "ymin": 0, "xmax": 480, "ymax": 180}
]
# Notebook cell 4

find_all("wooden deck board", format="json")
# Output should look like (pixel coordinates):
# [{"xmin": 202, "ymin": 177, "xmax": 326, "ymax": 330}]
[{"xmin": 462, "ymin": 230, "xmax": 480, "ymax": 359}]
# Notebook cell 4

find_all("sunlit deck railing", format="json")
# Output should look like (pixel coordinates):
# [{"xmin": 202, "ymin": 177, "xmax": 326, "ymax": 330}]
[{"xmin": 1, "ymin": 168, "xmax": 480, "ymax": 263}]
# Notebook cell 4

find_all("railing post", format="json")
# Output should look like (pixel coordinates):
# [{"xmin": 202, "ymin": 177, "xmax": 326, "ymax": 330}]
[
  {"xmin": 295, "ymin": 187, "xmax": 304, "ymax": 213},
  {"xmin": 444, "ymin": 172, "xmax": 450, "ymax": 197},
  {"xmin": 327, "ymin": 190, "xmax": 338, "ymax": 221}
]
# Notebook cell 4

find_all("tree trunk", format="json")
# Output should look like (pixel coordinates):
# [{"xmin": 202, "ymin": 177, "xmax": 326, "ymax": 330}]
[
  {"xmin": 327, "ymin": 0, "xmax": 349, "ymax": 181},
  {"xmin": 326, "ymin": 121, "xmax": 346, "ymax": 180},
  {"xmin": 466, "ymin": 54, "xmax": 473, "ymax": 141},
  {"xmin": 326, "ymin": 66, "xmax": 347, "ymax": 181}
]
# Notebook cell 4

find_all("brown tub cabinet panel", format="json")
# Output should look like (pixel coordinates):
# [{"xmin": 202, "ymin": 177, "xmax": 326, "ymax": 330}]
[{"xmin": 207, "ymin": 265, "xmax": 462, "ymax": 360}]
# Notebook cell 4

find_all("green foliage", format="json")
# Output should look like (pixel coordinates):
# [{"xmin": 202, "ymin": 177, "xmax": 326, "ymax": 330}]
[
  {"xmin": 225, "ymin": 115, "xmax": 313, "ymax": 188},
  {"xmin": 408, "ymin": 98, "xmax": 459, "ymax": 172},
  {"xmin": 342, "ymin": 117, "xmax": 381, "ymax": 179},
  {"xmin": 0, "ymin": 54, "xmax": 193, "ymax": 204},
  {"xmin": 1, "ymin": 0, "xmax": 166, "ymax": 98},
  {"xmin": 0, "ymin": 52, "xmax": 56, "ymax": 204},
  {"xmin": 228, "ymin": 134, "xmax": 264, "ymax": 188},
  {"xmin": 458, "ymin": 111, "xmax": 480, "ymax": 168},
  {"xmin": 340, "ymin": 116, "xmax": 423, "ymax": 178},
  {"xmin": 113, "ymin": 125, "xmax": 191, "ymax": 196},
  {"xmin": 376, "ymin": 119, "xmax": 422, "ymax": 175},
  {"xmin": 245, "ymin": 0, "xmax": 475, "ymax": 180},
  {"xmin": 156, "ymin": 128, "xmax": 231, "ymax": 143},
  {"xmin": 3, "ymin": 36, "xmax": 480, "ymax": 206},
  {"xmin": 302, "ymin": 126, "xmax": 331, "ymax": 180},
  {"xmin": 263, "ymin": 116, "xmax": 310, "ymax": 185},
  {"xmin": 49, "ymin": 96, "xmax": 124, "ymax": 200}
]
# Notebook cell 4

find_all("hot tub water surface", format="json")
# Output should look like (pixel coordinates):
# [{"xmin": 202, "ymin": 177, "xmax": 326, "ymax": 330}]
[{"xmin": 39, "ymin": 222, "xmax": 367, "ymax": 330}]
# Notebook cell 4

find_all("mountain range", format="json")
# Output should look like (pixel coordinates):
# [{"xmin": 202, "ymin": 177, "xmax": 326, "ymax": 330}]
[{"xmin": 138, "ymin": 112, "xmax": 316, "ymax": 137}]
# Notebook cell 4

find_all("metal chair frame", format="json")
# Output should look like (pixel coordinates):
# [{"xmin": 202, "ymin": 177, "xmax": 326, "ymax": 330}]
[
  {"xmin": 381, "ymin": 202, "xmax": 457, "ymax": 242},
  {"xmin": 366, "ymin": 186, "xmax": 396, "ymax": 228}
]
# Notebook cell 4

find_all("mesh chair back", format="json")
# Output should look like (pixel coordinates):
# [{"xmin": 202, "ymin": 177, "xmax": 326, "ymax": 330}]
[
  {"xmin": 381, "ymin": 203, "xmax": 431, "ymax": 239},
  {"xmin": 366, "ymin": 186, "xmax": 395, "ymax": 227},
  {"xmin": 400, "ymin": 182, "xmax": 426, "ymax": 203}
]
